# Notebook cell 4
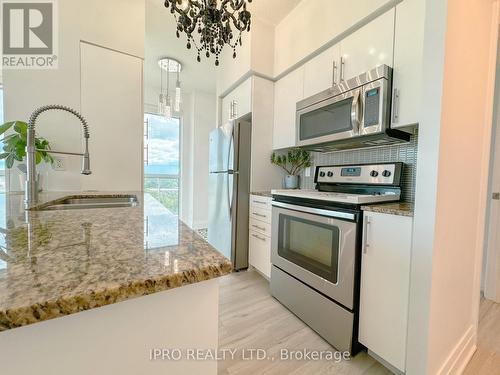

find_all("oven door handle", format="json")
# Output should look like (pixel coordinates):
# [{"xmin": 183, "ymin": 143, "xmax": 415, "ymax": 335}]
[{"xmin": 272, "ymin": 201, "xmax": 356, "ymax": 221}]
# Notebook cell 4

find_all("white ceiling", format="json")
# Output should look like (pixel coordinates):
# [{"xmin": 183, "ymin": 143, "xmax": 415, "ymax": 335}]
[{"xmin": 145, "ymin": 0, "xmax": 302, "ymax": 98}]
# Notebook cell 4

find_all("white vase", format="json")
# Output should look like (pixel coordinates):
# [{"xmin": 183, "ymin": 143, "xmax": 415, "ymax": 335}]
[{"xmin": 284, "ymin": 175, "xmax": 300, "ymax": 189}]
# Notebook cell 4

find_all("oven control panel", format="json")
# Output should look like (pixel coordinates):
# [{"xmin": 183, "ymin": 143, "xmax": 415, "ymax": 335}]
[{"xmin": 315, "ymin": 163, "xmax": 402, "ymax": 185}]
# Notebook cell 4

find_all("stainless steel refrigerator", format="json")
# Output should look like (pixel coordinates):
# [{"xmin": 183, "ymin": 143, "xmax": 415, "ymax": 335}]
[{"xmin": 208, "ymin": 120, "xmax": 251, "ymax": 271}]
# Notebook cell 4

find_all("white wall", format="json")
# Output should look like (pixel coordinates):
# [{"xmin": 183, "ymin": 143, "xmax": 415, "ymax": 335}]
[
  {"xmin": 191, "ymin": 92, "xmax": 216, "ymax": 229},
  {"xmin": 483, "ymin": 36, "xmax": 500, "ymax": 302},
  {"xmin": 250, "ymin": 77, "xmax": 282, "ymax": 191},
  {"xmin": 2, "ymin": 0, "xmax": 145, "ymax": 192},
  {"xmin": 180, "ymin": 91, "xmax": 216, "ymax": 229},
  {"xmin": 216, "ymin": 16, "xmax": 275, "ymax": 97},
  {"xmin": 80, "ymin": 43, "xmax": 143, "ymax": 191},
  {"xmin": 406, "ymin": 0, "xmax": 499, "ymax": 374}
]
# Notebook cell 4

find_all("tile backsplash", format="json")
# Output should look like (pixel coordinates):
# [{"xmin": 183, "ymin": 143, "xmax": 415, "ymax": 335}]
[{"xmin": 301, "ymin": 132, "xmax": 419, "ymax": 203}]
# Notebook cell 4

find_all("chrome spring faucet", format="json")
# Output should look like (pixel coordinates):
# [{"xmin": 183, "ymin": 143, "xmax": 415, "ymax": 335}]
[{"xmin": 25, "ymin": 105, "xmax": 91, "ymax": 208}]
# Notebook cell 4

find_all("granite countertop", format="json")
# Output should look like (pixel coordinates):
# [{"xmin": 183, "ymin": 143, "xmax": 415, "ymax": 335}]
[
  {"xmin": 250, "ymin": 191, "xmax": 273, "ymax": 198},
  {"xmin": 361, "ymin": 202, "xmax": 414, "ymax": 217},
  {"xmin": 0, "ymin": 192, "xmax": 232, "ymax": 332}
]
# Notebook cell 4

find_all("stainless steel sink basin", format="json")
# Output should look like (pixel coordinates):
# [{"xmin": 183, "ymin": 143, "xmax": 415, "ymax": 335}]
[{"xmin": 33, "ymin": 195, "xmax": 139, "ymax": 211}]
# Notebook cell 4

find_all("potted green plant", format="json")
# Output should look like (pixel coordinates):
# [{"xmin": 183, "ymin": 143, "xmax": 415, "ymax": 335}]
[
  {"xmin": 0, "ymin": 121, "xmax": 54, "ymax": 190},
  {"xmin": 271, "ymin": 148, "xmax": 312, "ymax": 189}
]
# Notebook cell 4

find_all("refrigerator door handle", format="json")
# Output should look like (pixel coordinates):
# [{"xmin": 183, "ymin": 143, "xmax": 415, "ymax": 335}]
[{"xmin": 227, "ymin": 125, "xmax": 235, "ymax": 217}]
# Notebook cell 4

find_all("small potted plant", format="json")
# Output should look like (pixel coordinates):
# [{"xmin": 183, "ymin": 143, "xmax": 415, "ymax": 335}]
[
  {"xmin": 0, "ymin": 121, "xmax": 54, "ymax": 190},
  {"xmin": 271, "ymin": 148, "xmax": 312, "ymax": 189}
]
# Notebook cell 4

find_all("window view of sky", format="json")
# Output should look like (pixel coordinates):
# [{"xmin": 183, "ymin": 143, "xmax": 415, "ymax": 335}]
[{"xmin": 144, "ymin": 113, "xmax": 179, "ymax": 175}]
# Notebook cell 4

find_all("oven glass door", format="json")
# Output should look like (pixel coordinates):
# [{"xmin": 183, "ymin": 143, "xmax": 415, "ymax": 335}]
[
  {"xmin": 278, "ymin": 214, "xmax": 340, "ymax": 283},
  {"xmin": 296, "ymin": 89, "xmax": 362, "ymax": 147},
  {"xmin": 271, "ymin": 202, "xmax": 358, "ymax": 309}
]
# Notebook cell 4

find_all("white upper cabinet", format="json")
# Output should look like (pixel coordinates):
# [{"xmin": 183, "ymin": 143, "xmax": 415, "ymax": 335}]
[
  {"xmin": 339, "ymin": 9, "xmax": 395, "ymax": 81},
  {"xmin": 391, "ymin": 0, "xmax": 425, "ymax": 129},
  {"xmin": 273, "ymin": 67, "xmax": 304, "ymax": 150},
  {"xmin": 221, "ymin": 77, "xmax": 252, "ymax": 125},
  {"xmin": 303, "ymin": 44, "xmax": 341, "ymax": 98},
  {"xmin": 359, "ymin": 212, "xmax": 413, "ymax": 372},
  {"xmin": 274, "ymin": 0, "xmax": 394, "ymax": 75}
]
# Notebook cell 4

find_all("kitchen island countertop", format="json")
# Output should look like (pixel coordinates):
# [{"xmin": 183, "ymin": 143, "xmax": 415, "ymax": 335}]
[{"xmin": 0, "ymin": 192, "xmax": 232, "ymax": 332}]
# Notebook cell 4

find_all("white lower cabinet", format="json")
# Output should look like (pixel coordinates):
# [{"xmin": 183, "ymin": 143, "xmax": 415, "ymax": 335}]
[
  {"xmin": 359, "ymin": 212, "xmax": 413, "ymax": 373},
  {"xmin": 248, "ymin": 195, "xmax": 272, "ymax": 278}
]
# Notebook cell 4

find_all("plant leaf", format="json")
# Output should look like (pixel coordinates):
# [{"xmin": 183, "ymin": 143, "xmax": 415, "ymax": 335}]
[
  {"xmin": 5, "ymin": 154, "xmax": 14, "ymax": 169},
  {"xmin": 35, "ymin": 151, "xmax": 42, "ymax": 164},
  {"xmin": 0, "ymin": 122, "xmax": 15, "ymax": 136},
  {"xmin": 13, "ymin": 121, "xmax": 28, "ymax": 139}
]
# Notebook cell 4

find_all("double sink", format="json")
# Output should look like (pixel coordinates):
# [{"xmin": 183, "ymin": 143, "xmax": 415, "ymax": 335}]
[{"xmin": 31, "ymin": 195, "xmax": 139, "ymax": 211}]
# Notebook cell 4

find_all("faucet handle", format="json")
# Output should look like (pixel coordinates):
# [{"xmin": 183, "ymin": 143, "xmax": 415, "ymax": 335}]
[{"xmin": 81, "ymin": 138, "xmax": 91, "ymax": 175}]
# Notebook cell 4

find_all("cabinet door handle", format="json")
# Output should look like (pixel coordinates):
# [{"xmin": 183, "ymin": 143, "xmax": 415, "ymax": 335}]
[
  {"xmin": 363, "ymin": 217, "xmax": 371, "ymax": 254},
  {"xmin": 392, "ymin": 88, "xmax": 400, "ymax": 123},
  {"xmin": 252, "ymin": 224, "xmax": 266, "ymax": 231},
  {"xmin": 232, "ymin": 100, "xmax": 238, "ymax": 119},
  {"xmin": 332, "ymin": 60, "xmax": 338, "ymax": 86},
  {"xmin": 340, "ymin": 56, "xmax": 345, "ymax": 82},
  {"xmin": 252, "ymin": 233, "xmax": 267, "ymax": 242},
  {"xmin": 252, "ymin": 200, "xmax": 268, "ymax": 205},
  {"xmin": 252, "ymin": 212, "xmax": 267, "ymax": 218}
]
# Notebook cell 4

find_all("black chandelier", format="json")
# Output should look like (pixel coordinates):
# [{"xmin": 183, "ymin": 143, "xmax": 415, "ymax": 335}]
[{"xmin": 164, "ymin": 0, "xmax": 252, "ymax": 66}]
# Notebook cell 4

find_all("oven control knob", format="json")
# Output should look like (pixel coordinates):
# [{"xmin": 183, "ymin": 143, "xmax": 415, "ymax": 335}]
[
  {"xmin": 382, "ymin": 170, "xmax": 392, "ymax": 177},
  {"xmin": 327, "ymin": 171, "xmax": 334, "ymax": 177},
  {"xmin": 319, "ymin": 171, "xmax": 326, "ymax": 177},
  {"xmin": 370, "ymin": 170, "xmax": 379, "ymax": 177}
]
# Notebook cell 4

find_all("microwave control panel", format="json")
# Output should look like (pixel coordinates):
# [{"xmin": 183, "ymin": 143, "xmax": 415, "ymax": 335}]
[
  {"xmin": 315, "ymin": 163, "xmax": 402, "ymax": 186},
  {"xmin": 364, "ymin": 88, "xmax": 380, "ymax": 127}
]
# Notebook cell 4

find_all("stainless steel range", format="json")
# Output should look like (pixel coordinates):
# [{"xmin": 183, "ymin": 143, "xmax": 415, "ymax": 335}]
[{"xmin": 270, "ymin": 162, "xmax": 403, "ymax": 354}]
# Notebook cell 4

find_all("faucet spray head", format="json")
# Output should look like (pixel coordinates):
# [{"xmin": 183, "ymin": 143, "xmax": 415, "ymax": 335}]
[{"xmin": 81, "ymin": 137, "xmax": 91, "ymax": 175}]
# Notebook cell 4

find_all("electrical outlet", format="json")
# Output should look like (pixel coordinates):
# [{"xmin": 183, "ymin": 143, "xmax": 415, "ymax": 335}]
[{"xmin": 52, "ymin": 156, "xmax": 66, "ymax": 171}]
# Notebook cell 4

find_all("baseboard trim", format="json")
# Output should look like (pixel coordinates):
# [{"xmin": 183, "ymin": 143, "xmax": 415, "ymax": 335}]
[{"xmin": 437, "ymin": 325, "xmax": 477, "ymax": 375}]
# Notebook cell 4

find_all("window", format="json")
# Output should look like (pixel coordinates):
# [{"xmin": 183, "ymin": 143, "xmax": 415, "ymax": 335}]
[
  {"xmin": 143, "ymin": 113, "xmax": 180, "ymax": 215},
  {"xmin": 0, "ymin": 86, "xmax": 5, "ymax": 192},
  {"xmin": 0, "ymin": 86, "xmax": 5, "ymax": 270}
]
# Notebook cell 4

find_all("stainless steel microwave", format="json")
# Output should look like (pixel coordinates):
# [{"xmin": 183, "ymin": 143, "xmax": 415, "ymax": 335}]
[{"xmin": 296, "ymin": 65, "xmax": 409, "ymax": 151}]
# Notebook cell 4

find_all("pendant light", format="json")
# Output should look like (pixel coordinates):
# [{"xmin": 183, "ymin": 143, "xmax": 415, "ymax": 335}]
[
  {"xmin": 165, "ymin": 62, "xmax": 172, "ymax": 120},
  {"xmin": 158, "ymin": 61, "xmax": 165, "ymax": 115},
  {"xmin": 175, "ymin": 64, "xmax": 182, "ymax": 112},
  {"xmin": 158, "ymin": 57, "xmax": 182, "ymax": 118}
]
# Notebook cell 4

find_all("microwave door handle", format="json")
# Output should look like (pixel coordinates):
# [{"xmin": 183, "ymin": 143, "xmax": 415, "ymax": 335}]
[{"xmin": 351, "ymin": 90, "xmax": 362, "ymax": 131}]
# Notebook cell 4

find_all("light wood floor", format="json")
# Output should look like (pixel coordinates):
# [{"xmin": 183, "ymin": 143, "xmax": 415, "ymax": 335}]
[
  {"xmin": 218, "ymin": 270, "xmax": 391, "ymax": 375},
  {"xmin": 219, "ymin": 270, "xmax": 500, "ymax": 375},
  {"xmin": 463, "ymin": 297, "xmax": 500, "ymax": 374}
]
